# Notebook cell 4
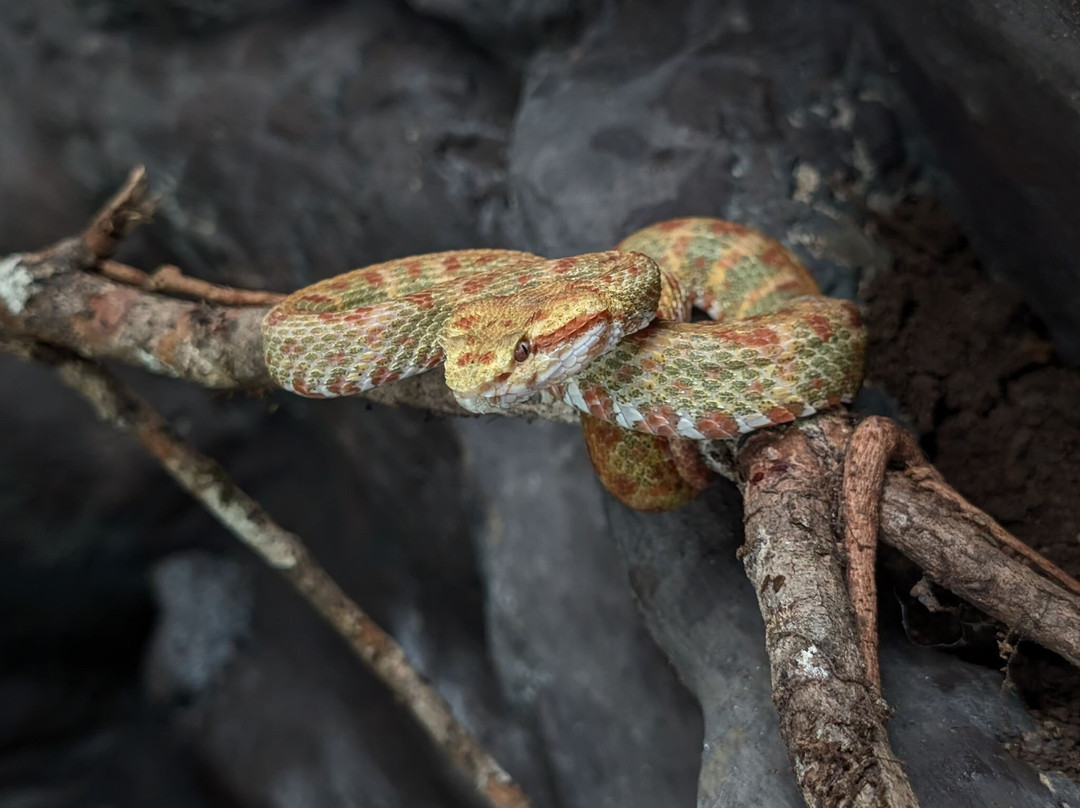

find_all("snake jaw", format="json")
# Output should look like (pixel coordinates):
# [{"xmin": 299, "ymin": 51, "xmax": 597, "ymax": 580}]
[
  {"xmin": 450, "ymin": 315, "xmax": 618, "ymax": 412},
  {"xmin": 441, "ymin": 280, "xmax": 634, "ymax": 411}
]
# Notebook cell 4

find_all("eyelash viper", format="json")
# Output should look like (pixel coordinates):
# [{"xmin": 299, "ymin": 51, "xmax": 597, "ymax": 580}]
[{"xmin": 261, "ymin": 218, "xmax": 867, "ymax": 510}]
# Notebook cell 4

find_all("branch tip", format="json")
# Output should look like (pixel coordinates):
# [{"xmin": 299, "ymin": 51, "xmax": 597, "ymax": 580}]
[{"xmin": 82, "ymin": 165, "xmax": 157, "ymax": 260}]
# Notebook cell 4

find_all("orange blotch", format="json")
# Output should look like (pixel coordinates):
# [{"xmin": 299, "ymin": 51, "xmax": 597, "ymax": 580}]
[
  {"xmin": 454, "ymin": 314, "xmax": 478, "ymax": 330},
  {"xmin": 760, "ymin": 242, "xmax": 798, "ymax": 270},
  {"xmin": 406, "ymin": 261, "xmax": 424, "ymax": 279},
  {"xmin": 516, "ymin": 273, "xmax": 533, "ymax": 285},
  {"xmin": 552, "ymin": 258, "xmax": 575, "ymax": 274},
  {"xmin": 657, "ymin": 219, "xmax": 687, "ymax": 232},
  {"xmin": 844, "ymin": 303, "xmax": 863, "ymax": 328},
  {"xmin": 745, "ymin": 379, "xmax": 765, "ymax": 394},
  {"xmin": 443, "ymin": 255, "xmax": 462, "ymax": 273},
  {"xmin": 728, "ymin": 326, "xmax": 781, "ymax": 348},
  {"xmin": 776, "ymin": 278, "xmax": 811, "ymax": 295},
  {"xmin": 639, "ymin": 406, "xmax": 680, "ymax": 437},
  {"xmin": 343, "ymin": 308, "xmax": 371, "ymax": 323},
  {"xmin": 695, "ymin": 410, "xmax": 740, "ymax": 439},
  {"xmin": 708, "ymin": 220, "xmax": 743, "ymax": 234},
  {"xmin": 456, "ymin": 352, "xmax": 473, "ymax": 366},
  {"xmin": 581, "ymin": 386, "xmax": 615, "ymax": 420},
  {"xmin": 765, "ymin": 406, "xmax": 798, "ymax": 425},
  {"xmin": 371, "ymin": 367, "xmax": 402, "ymax": 386},
  {"xmin": 365, "ymin": 271, "xmax": 385, "ymax": 287},
  {"xmin": 531, "ymin": 312, "xmax": 608, "ymax": 354},
  {"xmin": 326, "ymin": 351, "xmax": 348, "ymax": 365},
  {"xmin": 804, "ymin": 314, "xmax": 834, "ymax": 341},
  {"xmin": 462, "ymin": 277, "xmax": 488, "ymax": 295},
  {"xmin": 409, "ymin": 290, "xmax": 436, "ymax": 310},
  {"xmin": 292, "ymin": 378, "xmax": 326, "ymax": 398}
]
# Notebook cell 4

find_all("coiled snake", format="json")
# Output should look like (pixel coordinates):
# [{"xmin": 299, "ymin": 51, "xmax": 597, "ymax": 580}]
[{"xmin": 262, "ymin": 218, "xmax": 867, "ymax": 509}]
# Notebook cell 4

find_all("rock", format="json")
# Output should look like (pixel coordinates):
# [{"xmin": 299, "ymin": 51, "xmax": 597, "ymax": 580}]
[
  {"xmin": 607, "ymin": 486, "xmax": 1080, "ymax": 807},
  {"xmin": 0, "ymin": 0, "xmax": 517, "ymax": 290},
  {"xmin": 862, "ymin": 0, "xmax": 1080, "ymax": 361},
  {"xmin": 403, "ymin": 0, "xmax": 591, "ymax": 47},
  {"xmin": 457, "ymin": 418, "xmax": 702, "ymax": 808},
  {"xmin": 144, "ymin": 552, "xmax": 253, "ymax": 703}
]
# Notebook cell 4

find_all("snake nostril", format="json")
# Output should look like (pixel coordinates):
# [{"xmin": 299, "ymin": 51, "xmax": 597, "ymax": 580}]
[{"xmin": 495, "ymin": 371, "xmax": 511, "ymax": 382}]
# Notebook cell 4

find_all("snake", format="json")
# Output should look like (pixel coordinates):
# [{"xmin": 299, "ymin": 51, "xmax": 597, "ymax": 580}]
[{"xmin": 262, "ymin": 218, "xmax": 867, "ymax": 509}]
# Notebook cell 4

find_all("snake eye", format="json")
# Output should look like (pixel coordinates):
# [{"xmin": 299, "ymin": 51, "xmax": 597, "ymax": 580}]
[{"xmin": 513, "ymin": 338, "xmax": 531, "ymax": 362}]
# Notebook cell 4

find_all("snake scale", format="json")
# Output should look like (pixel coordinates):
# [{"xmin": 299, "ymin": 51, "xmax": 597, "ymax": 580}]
[{"xmin": 263, "ymin": 218, "xmax": 867, "ymax": 509}]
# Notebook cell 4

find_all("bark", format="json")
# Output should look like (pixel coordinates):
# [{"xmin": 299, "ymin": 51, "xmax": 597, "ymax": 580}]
[{"xmin": 737, "ymin": 419, "xmax": 920, "ymax": 808}]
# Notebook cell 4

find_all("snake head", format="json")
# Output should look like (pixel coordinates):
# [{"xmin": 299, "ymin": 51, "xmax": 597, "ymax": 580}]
[{"xmin": 441, "ymin": 283, "xmax": 624, "ymax": 412}]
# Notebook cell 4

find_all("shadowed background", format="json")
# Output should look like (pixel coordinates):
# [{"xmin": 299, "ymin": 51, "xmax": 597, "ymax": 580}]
[{"xmin": 1, "ymin": 1, "xmax": 1079, "ymax": 805}]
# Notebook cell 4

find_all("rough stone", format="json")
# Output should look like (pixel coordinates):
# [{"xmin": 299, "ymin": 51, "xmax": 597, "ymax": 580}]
[
  {"xmin": 0, "ymin": 0, "xmax": 1078, "ymax": 804},
  {"xmin": 607, "ymin": 486, "xmax": 1080, "ymax": 807}
]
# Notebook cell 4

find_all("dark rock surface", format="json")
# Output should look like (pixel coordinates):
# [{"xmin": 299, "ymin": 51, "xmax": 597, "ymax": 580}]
[
  {"xmin": 608, "ymin": 485, "xmax": 1080, "ymax": 807},
  {"xmin": 1, "ymin": 0, "xmax": 1078, "ymax": 806}
]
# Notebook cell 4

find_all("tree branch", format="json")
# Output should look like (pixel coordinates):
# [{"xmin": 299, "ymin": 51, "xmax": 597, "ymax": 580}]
[
  {"xmin": 880, "ymin": 470, "xmax": 1080, "ymax": 667},
  {"xmin": 730, "ymin": 412, "xmax": 1080, "ymax": 806},
  {"xmin": 0, "ymin": 333, "xmax": 531, "ymax": 808},
  {"xmin": 0, "ymin": 167, "xmax": 577, "ymax": 421},
  {"xmin": 98, "ymin": 259, "xmax": 286, "ymax": 307},
  {"xmin": 4, "ymin": 167, "xmax": 1080, "ymax": 808},
  {"xmin": 736, "ymin": 417, "xmax": 920, "ymax": 807}
]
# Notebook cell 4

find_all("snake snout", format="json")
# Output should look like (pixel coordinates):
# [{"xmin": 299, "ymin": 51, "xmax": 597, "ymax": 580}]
[{"xmin": 449, "ymin": 318, "xmax": 619, "ymax": 414}]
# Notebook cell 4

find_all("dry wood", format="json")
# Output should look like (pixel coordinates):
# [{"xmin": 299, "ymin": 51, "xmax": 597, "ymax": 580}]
[
  {"xmin": 840, "ymin": 416, "xmax": 942, "ymax": 694},
  {"xmin": 880, "ymin": 471, "xmax": 1080, "ymax": 667},
  {"xmin": 736, "ymin": 418, "xmax": 920, "ymax": 807},
  {"xmin": 98, "ymin": 259, "xmax": 286, "ymax": 307},
  {"xmin": 0, "ymin": 334, "xmax": 532, "ymax": 808},
  {"xmin": 4, "ymin": 167, "xmax": 1080, "ymax": 808}
]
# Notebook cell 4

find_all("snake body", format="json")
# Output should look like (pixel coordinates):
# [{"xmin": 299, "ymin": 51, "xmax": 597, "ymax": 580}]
[
  {"xmin": 262, "ymin": 249, "xmax": 660, "ymax": 399},
  {"xmin": 564, "ymin": 219, "xmax": 865, "ymax": 440},
  {"xmin": 263, "ymin": 219, "xmax": 867, "ymax": 503}
]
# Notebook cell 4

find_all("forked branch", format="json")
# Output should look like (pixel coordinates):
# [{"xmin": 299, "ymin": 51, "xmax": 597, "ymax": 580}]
[
  {"xmin": 0, "ymin": 334, "xmax": 531, "ymax": 808},
  {"xmin": 3, "ymin": 168, "xmax": 1079, "ymax": 808}
]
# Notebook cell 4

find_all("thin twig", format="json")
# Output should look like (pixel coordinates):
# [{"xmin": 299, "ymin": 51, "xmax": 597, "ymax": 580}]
[
  {"xmin": 81, "ymin": 165, "xmax": 156, "ymax": 259},
  {"xmin": 840, "ymin": 416, "xmax": 942, "ymax": 694},
  {"xmin": 0, "ymin": 335, "xmax": 532, "ymax": 808},
  {"xmin": 98, "ymin": 260, "xmax": 286, "ymax": 307}
]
